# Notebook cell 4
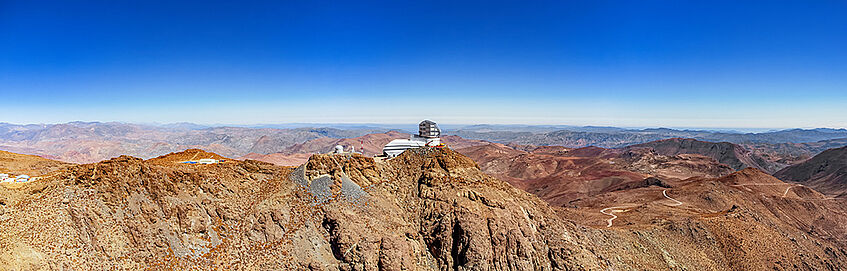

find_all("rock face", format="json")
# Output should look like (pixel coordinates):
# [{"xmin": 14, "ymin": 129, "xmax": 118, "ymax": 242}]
[
  {"xmin": 775, "ymin": 146, "xmax": 847, "ymax": 197},
  {"xmin": 2, "ymin": 148, "xmax": 847, "ymax": 270}
]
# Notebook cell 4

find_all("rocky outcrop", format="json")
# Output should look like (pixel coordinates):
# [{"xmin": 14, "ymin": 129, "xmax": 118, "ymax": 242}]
[
  {"xmin": 2, "ymin": 148, "xmax": 847, "ymax": 270},
  {"xmin": 0, "ymin": 148, "xmax": 601, "ymax": 269}
]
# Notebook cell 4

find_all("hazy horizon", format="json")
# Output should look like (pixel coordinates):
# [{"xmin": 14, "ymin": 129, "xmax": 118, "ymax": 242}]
[{"xmin": 2, "ymin": 120, "xmax": 842, "ymax": 133}]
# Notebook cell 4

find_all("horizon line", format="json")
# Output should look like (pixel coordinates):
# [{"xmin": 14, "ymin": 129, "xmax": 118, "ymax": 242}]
[{"xmin": 3, "ymin": 120, "xmax": 845, "ymax": 133}]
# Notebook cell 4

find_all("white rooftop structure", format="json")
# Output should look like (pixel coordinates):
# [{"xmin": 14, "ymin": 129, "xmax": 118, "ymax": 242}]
[
  {"xmin": 382, "ymin": 120, "xmax": 443, "ymax": 158},
  {"xmin": 198, "ymin": 159, "xmax": 217, "ymax": 164}
]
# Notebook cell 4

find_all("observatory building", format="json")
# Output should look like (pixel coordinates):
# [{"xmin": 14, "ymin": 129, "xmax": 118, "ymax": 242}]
[{"xmin": 382, "ymin": 120, "xmax": 443, "ymax": 158}]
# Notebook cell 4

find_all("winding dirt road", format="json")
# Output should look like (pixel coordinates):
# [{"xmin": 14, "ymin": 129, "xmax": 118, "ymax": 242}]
[
  {"xmin": 600, "ymin": 207, "xmax": 629, "ymax": 228},
  {"xmin": 663, "ymin": 189, "xmax": 683, "ymax": 206},
  {"xmin": 601, "ymin": 189, "xmax": 685, "ymax": 227},
  {"xmin": 782, "ymin": 184, "xmax": 802, "ymax": 197},
  {"xmin": 730, "ymin": 183, "xmax": 803, "ymax": 198}
]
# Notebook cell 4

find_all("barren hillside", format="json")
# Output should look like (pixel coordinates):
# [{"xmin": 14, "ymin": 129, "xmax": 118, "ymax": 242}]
[
  {"xmin": 1, "ymin": 148, "xmax": 846, "ymax": 270},
  {"xmin": 775, "ymin": 146, "xmax": 847, "ymax": 197},
  {"xmin": 457, "ymin": 142, "xmax": 733, "ymax": 206},
  {"xmin": 0, "ymin": 150, "xmax": 72, "ymax": 176}
]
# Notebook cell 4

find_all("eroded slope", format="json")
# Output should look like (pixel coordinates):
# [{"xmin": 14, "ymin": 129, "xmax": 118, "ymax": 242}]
[{"xmin": 1, "ymin": 149, "xmax": 846, "ymax": 270}]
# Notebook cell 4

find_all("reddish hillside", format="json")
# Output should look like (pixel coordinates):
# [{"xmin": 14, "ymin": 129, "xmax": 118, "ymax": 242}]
[
  {"xmin": 147, "ymin": 148, "xmax": 228, "ymax": 165},
  {"xmin": 440, "ymin": 135, "xmax": 488, "ymax": 149},
  {"xmin": 556, "ymin": 165, "xmax": 847, "ymax": 271},
  {"xmin": 0, "ymin": 150, "xmax": 72, "ymax": 176},
  {"xmin": 775, "ymin": 146, "xmax": 847, "ymax": 197},
  {"xmin": 456, "ymin": 143, "xmax": 732, "ymax": 206},
  {"xmin": 282, "ymin": 131, "xmax": 408, "ymax": 157},
  {"xmin": 3, "ymin": 147, "xmax": 847, "ymax": 269},
  {"xmin": 628, "ymin": 138, "xmax": 779, "ymax": 173}
]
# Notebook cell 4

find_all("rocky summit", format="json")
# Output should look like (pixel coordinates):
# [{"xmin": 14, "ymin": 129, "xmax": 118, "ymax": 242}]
[{"xmin": 1, "ymin": 148, "xmax": 847, "ymax": 270}]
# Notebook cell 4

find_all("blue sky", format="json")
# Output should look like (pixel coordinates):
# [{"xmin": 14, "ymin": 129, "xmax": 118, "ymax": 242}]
[{"xmin": 1, "ymin": 0, "xmax": 846, "ymax": 128}]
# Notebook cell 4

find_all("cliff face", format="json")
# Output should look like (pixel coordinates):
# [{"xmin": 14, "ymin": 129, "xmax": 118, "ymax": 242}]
[{"xmin": 2, "ymin": 148, "xmax": 847, "ymax": 270}]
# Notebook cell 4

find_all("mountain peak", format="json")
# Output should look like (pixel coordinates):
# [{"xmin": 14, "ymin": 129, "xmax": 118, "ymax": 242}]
[{"xmin": 148, "ymin": 148, "xmax": 227, "ymax": 164}]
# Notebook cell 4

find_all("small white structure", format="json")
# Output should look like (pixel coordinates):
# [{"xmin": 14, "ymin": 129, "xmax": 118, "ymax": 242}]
[
  {"xmin": 332, "ymin": 145, "xmax": 363, "ymax": 155},
  {"xmin": 198, "ymin": 159, "xmax": 217, "ymax": 164},
  {"xmin": 15, "ymin": 175, "xmax": 30, "ymax": 183},
  {"xmin": 382, "ymin": 120, "xmax": 443, "ymax": 158}
]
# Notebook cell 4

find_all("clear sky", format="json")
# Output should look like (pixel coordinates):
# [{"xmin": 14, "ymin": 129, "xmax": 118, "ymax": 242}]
[{"xmin": 1, "ymin": 0, "xmax": 846, "ymax": 128}]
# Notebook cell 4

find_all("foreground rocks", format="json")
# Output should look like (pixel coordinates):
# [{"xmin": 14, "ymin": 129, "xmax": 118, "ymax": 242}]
[{"xmin": 1, "ymin": 148, "xmax": 846, "ymax": 270}]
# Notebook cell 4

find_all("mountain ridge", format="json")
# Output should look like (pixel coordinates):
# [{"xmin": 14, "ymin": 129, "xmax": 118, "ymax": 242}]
[
  {"xmin": 775, "ymin": 146, "xmax": 847, "ymax": 197},
  {"xmin": 2, "ymin": 148, "xmax": 847, "ymax": 269}
]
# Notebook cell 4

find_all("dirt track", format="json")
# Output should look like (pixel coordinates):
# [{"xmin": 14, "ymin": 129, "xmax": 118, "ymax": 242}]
[{"xmin": 663, "ymin": 189, "xmax": 683, "ymax": 206}]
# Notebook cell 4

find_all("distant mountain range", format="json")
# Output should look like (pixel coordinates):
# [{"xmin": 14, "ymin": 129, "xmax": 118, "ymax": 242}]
[
  {"xmin": 0, "ymin": 122, "xmax": 381, "ymax": 163},
  {"xmin": 2, "ymin": 121, "xmax": 847, "ymax": 165},
  {"xmin": 4, "ymin": 123, "xmax": 847, "ymax": 269},
  {"xmin": 449, "ymin": 127, "xmax": 847, "ymax": 148}
]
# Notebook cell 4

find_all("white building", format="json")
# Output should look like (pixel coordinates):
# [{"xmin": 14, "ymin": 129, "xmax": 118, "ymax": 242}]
[
  {"xmin": 382, "ymin": 120, "xmax": 443, "ymax": 158},
  {"xmin": 198, "ymin": 159, "xmax": 217, "ymax": 164}
]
